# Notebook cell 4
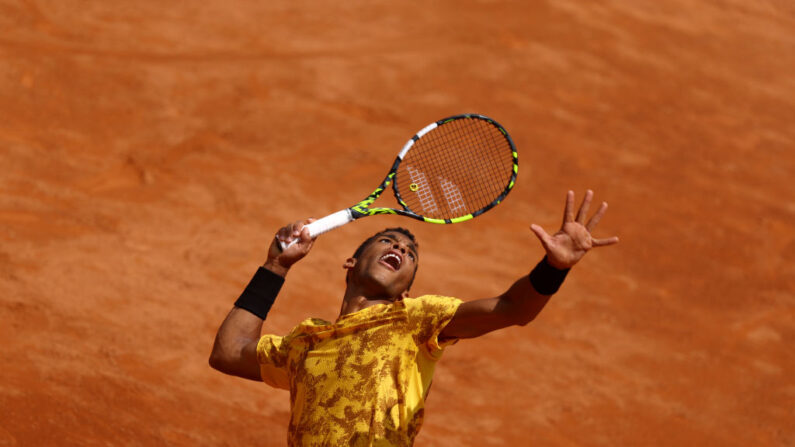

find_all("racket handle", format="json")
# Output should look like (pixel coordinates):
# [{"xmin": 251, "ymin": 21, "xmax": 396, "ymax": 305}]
[{"xmin": 278, "ymin": 209, "xmax": 354, "ymax": 250}]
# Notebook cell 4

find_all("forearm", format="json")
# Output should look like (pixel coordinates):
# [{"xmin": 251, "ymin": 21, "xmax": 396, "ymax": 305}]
[
  {"xmin": 501, "ymin": 275, "xmax": 553, "ymax": 326},
  {"xmin": 441, "ymin": 257, "xmax": 568, "ymax": 339},
  {"xmin": 505, "ymin": 256, "xmax": 570, "ymax": 325}
]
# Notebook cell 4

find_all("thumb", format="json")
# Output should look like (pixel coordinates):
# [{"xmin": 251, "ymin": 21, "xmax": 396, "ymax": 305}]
[
  {"xmin": 297, "ymin": 218, "xmax": 316, "ymax": 244},
  {"xmin": 299, "ymin": 226, "xmax": 313, "ymax": 246},
  {"xmin": 530, "ymin": 224, "xmax": 553, "ymax": 249}
]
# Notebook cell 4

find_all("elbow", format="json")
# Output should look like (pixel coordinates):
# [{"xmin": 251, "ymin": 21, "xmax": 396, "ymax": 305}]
[
  {"xmin": 208, "ymin": 353, "xmax": 223, "ymax": 372},
  {"xmin": 511, "ymin": 303, "xmax": 541, "ymax": 327},
  {"xmin": 514, "ymin": 313, "xmax": 536, "ymax": 327},
  {"xmin": 209, "ymin": 351, "xmax": 230, "ymax": 373}
]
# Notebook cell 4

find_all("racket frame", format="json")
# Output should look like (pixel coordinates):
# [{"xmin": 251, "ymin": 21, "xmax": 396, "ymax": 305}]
[{"xmin": 280, "ymin": 114, "xmax": 518, "ymax": 248}]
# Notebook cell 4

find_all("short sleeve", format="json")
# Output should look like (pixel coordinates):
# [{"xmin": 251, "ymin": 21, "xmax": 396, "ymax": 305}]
[
  {"xmin": 404, "ymin": 295, "xmax": 462, "ymax": 357},
  {"xmin": 256, "ymin": 334, "xmax": 290, "ymax": 390}
]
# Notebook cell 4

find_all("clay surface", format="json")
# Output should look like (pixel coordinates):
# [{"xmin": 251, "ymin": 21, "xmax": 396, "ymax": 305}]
[{"xmin": 1, "ymin": 1, "xmax": 793, "ymax": 445}]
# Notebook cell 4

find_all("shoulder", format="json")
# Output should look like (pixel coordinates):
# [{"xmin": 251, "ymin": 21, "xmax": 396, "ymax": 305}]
[
  {"xmin": 403, "ymin": 295, "xmax": 462, "ymax": 322},
  {"xmin": 403, "ymin": 295, "xmax": 463, "ymax": 351},
  {"xmin": 282, "ymin": 317, "xmax": 335, "ymax": 343},
  {"xmin": 259, "ymin": 318, "xmax": 333, "ymax": 352},
  {"xmin": 404, "ymin": 294, "xmax": 462, "ymax": 310}
]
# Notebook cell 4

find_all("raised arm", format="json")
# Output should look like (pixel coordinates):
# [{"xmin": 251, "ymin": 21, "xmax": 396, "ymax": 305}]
[
  {"xmin": 209, "ymin": 219, "xmax": 315, "ymax": 380},
  {"xmin": 440, "ymin": 190, "xmax": 618, "ymax": 340}
]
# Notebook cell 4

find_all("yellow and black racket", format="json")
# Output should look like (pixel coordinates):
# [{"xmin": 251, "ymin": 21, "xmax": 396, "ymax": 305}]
[{"xmin": 281, "ymin": 114, "xmax": 518, "ymax": 249}]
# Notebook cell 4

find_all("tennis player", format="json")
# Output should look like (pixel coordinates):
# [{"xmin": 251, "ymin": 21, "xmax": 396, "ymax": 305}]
[{"xmin": 210, "ymin": 190, "xmax": 618, "ymax": 445}]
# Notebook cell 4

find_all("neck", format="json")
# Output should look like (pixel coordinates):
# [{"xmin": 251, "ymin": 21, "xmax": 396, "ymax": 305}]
[{"xmin": 338, "ymin": 287, "xmax": 399, "ymax": 318}]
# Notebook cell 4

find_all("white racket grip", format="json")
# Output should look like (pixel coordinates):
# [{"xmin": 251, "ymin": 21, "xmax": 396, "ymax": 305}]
[{"xmin": 279, "ymin": 209, "xmax": 354, "ymax": 250}]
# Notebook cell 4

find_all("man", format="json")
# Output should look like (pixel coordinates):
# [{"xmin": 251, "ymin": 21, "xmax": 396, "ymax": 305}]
[{"xmin": 210, "ymin": 190, "xmax": 618, "ymax": 445}]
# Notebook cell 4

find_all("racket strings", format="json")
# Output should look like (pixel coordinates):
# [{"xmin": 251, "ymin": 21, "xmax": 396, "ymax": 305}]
[
  {"xmin": 423, "ymin": 123, "xmax": 504, "ymax": 213},
  {"xmin": 416, "ymin": 120, "xmax": 511, "ymax": 216},
  {"xmin": 396, "ymin": 118, "xmax": 514, "ymax": 220},
  {"xmin": 445, "ymin": 119, "xmax": 512, "ymax": 207}
]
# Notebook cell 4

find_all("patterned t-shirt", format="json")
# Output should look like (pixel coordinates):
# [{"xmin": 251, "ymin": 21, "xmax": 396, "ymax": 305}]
[{"xmin": 257, "ymin": 294, "xmax": 462, "ymax": 446}]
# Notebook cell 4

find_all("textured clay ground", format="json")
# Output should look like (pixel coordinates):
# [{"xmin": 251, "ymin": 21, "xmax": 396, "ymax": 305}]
[{"xmin": 1, "ymin": 1, "xmax": 793, "ymax": 445}]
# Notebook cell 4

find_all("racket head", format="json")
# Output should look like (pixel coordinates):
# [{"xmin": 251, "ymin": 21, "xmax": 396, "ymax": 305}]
[{"xmin": 392, "ymin": 114, "xmax": 518, "ymax": 224}]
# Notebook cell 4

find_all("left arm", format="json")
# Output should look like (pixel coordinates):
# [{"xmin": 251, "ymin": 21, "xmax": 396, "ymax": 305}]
[{"xmin": 440, "ymin": 190, "xmax": 619, "ymax": 340}]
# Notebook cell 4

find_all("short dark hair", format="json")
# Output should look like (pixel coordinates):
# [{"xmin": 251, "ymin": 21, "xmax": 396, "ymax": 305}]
[{"xmin": 350, "ymin": 227, "xmax": 419, "ymax": 291}]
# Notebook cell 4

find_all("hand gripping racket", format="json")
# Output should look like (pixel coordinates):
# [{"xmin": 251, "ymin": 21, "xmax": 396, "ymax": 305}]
[{"xmin": 281, "ymin": 114, "xmax": 518, "ymax": 249}]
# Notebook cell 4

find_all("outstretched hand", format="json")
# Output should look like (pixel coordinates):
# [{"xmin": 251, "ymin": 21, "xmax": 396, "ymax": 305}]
[
  {"xmin": 530, "ymin": 190, "xmax": 618, "ymax": 270},
  {"xmin": 264, "ymin": 218, "xmax": 316, "ymax": 276}
]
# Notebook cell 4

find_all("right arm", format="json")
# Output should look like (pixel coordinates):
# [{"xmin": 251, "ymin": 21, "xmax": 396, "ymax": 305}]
[
  {"xmin": 208, "ymin": 219, "xmax": 315, "ymax": 381},
  {"xmin": 440, "ymin": 190, "xmax": 618, "ymax": 340}
]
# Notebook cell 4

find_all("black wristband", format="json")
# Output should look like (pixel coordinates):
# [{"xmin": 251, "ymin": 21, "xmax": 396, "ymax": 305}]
[
  {"xmin": 234, "ymin": 267, "xmax": 285, "ymax": 320},
  {"xmin": 528, "ymin": 256, "xmax": 570, "ymax": 295}
]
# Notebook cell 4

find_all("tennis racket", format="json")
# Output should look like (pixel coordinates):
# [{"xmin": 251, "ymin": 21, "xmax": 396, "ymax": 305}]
[{"xmin": 280, "ymin": 113, "xmax": 518, "ymax": 249}]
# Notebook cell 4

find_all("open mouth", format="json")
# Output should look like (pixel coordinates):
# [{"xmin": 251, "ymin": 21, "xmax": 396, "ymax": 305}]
[{"xmin": 379, "ymin": 251, "xmax": 402, "ymax": 271}]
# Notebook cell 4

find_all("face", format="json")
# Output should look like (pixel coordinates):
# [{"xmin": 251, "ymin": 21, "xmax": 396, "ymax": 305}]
[{"xmin": 344, "ymin": 231, "xmax": 419, "ymax": 300}]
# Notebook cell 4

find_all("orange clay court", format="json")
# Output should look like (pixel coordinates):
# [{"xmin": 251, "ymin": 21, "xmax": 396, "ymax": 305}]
[{"xmin": 0, "ymin": 1, "xmax": 793, "ymax": 445}]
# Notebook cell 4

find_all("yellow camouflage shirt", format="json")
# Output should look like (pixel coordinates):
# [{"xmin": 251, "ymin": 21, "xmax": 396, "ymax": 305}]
[{"xmin": 257, "ymin": 294, "xmax": 462, "ymax": 446}]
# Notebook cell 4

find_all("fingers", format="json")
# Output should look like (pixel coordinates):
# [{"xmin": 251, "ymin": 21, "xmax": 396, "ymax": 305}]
[
  {"xmin": 298, "ymin": 225, "xmax": 314, "ymax": 245},
  {"xmin": 586, "ymin": 201, "xmax": 608, "ymax": 231},
  {"xmin": 276, "ymin": 219, "xmax": 315, "ymax": 245},
  {"xmin": 575, "ymin": 189, "xmax": 593, "ymax": 224},
  {"xmin": 555, "ymin": 189, "xmax": 618, "ymax": 249},
  {"xmin": 593, "ymin": 236, "xmax": 619, "ymax": 247},
  {"xmin": 299, "ymin": 218, "xmax": 316, "ymax": 242},
  {"xmin": 562, "ymin": 190, "xmax": 609, "ymax": 233},
  {"xmin": 562, "ymin": 190, "xmax": 575, "ymax": 226},
  {"xmin": 275, "ymin": 225, "xmax": 292, "ymax": 244}
]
